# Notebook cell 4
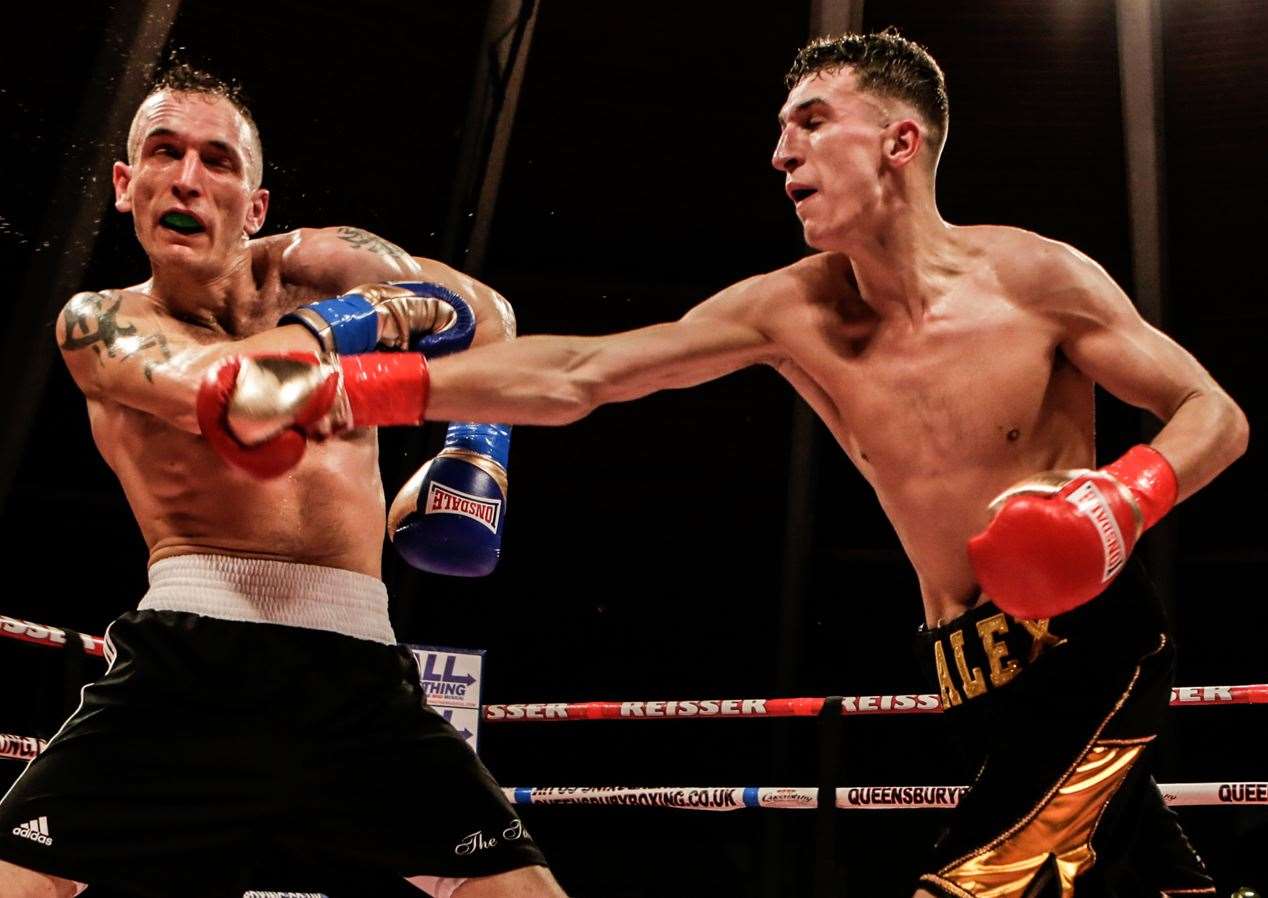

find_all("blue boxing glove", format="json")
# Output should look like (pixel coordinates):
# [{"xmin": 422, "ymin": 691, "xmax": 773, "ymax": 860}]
[
  {"xmin": 388, "ymin": 422, "xmax": 512, "ymax": 577},
  {"xmin": 280, "ymin": 281, "xmax": 475, "ymax": 356}
]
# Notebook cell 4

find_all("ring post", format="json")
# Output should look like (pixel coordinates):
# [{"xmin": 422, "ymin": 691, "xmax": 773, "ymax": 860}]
[{"xmin": 816, "ymin": 695, "xmax": 845, "ymax": 897}]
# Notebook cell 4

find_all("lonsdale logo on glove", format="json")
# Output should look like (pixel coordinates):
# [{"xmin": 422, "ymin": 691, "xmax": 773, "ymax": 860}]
[
  {"xmin": 968, "ymin": 445, "xmax": 1178, "ymax": 619},
  {"xmin": 425, "ymin": 482, "xmax": 502, "ymax": 533},
  {"xmin": 1063, "ymin": 480, "xmax": 1131, "ymax": 583}
]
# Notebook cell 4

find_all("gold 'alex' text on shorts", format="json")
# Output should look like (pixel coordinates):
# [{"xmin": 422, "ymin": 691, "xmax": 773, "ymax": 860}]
[{"xmin": 929, "ymin": 612, "xmax": 1067, "ymax": 708}]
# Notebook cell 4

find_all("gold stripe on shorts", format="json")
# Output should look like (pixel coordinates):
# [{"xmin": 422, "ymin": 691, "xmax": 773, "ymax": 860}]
[
  {"xmin": 923, "ymin": 740, "xmax": 1147, "ymax": 896},
  {"xmin": 920, "ymin": 636, "xmax": 1167, "ymax": 897}
]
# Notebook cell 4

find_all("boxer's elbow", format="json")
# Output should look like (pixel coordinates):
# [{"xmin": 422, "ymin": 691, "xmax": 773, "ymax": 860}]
[
  {"xmin": 1226, "ymin": 396, "xmax": 1250, "ymax": 461},
  {"xmin": 469, "ymin": 289, "xmax": 517, "ymax": 346},
  {"xmin": 1196, "ymin": 387, "xmax": 1250, "ymax": 471},
  {"xmin": 487, "ymin": 290, "xmax": 517, "ymax": 341}
]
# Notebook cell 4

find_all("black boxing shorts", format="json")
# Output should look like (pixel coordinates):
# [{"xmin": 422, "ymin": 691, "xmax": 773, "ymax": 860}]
[
  {"xmin": 915, "ymin": 563, "xmax": 1215, "ymax": 897},
  {"xmin": 0, "ymin": 609, "xmax": 545, "ymax": 898}
]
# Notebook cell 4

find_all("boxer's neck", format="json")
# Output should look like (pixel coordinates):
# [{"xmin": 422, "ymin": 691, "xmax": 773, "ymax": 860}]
[
  {"xmin": 148, "ymin": 249, "xmax": 263, "ymax": 335},
  {"xmin": 840, "ymin": 193, "xmax": 959, "ymax": 326}
]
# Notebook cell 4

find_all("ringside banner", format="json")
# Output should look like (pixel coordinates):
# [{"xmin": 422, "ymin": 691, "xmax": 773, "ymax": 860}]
[{"xmin": 407, "ymin": 644, "xmax": 485, "ymax": 751}]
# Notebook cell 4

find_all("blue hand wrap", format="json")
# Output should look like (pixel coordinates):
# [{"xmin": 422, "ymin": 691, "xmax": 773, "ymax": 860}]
[
  {"xmin": 444, "ymin": 422, "xmax": 511, "ymax": 470},
  {"xmin": 280, "ymin": 293, "xmax": 379, "ymax": 354},
  {"xmin": 386, "ymin": 281, "xmax": 476, "ymax": 358}
]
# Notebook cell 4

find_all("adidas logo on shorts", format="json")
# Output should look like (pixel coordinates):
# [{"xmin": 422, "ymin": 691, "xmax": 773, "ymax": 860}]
[{"xmin": 11, "ymin": 816, "xmax": 52, "ymax": 846}]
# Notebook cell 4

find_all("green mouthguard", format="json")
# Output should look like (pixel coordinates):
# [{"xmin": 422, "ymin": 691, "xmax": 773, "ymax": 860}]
[{"xmin": 162, "ymin": 212, "xmax": 201, "ymax": 230}]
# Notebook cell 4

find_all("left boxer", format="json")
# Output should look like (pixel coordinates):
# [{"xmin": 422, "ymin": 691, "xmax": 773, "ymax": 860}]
[{"xmin": 0, "ymin": 62, "xmax": 566, "ymax": 898}]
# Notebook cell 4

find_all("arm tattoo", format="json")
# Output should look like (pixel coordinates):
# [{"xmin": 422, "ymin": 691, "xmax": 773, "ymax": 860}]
[
  {"xmin": 335, "ymin": 226, "xmax": 408, "ymax": 261},
  {"xmin": 60, "ymin": 292, "xmax": 174, "ymax": 382}
]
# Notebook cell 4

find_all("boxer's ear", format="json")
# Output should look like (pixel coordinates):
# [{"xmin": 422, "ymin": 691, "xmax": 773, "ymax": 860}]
[
  {"xmin": 883, "ymin": 119, "xmax": 922, "ymax": 169},
  {"xmin": 113, "ymin": 162, "xmax": 134, "ymax": 213},
  {"xmin": 244, "ymin": 188, "xmax": 269, "ymax": 236}
]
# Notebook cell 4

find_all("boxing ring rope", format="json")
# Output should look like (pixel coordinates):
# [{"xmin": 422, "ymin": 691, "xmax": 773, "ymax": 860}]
[
  {"xmin": 0, "ymin": 732, "xmax": 1260, "ymax": 807},
  {"xmin": 503, "ymin": 783, "xmax": 1268, "ymax": 810},
  {"xmin": 0, "ymin": 616, "xmax": 105, "ymax": 656},
  {"xmin": 482, "ymin": 684, "xmax": 1268, "ymax": 720},
  {"xmin": 5, "ymin": 613, "xmax": 1265, "ymax": 715},
  {"xmin": 3, "ymin": 614, "xmax": 1265, "ymax": 813},
  {"xmin": 0, "ymin": 735, "xmax": 45, "ymax": 762}
]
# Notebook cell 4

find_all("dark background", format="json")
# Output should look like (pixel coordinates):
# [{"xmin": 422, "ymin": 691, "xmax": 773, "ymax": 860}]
[{"xmin": 1, "ymin": 1, "xmax": 1264, "ymax": 895}]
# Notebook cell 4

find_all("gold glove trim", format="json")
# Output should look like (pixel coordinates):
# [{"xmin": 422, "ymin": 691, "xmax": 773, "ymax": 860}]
[
  {"xmin": 436, "ymin": 448, "xmax": 509, "ymax": 495},
  {"xmin": 987, "ymin": 470, "xmax": 1081, "ymax": 511},
  {"xmin": 987, "ymin": 469, "xmax": 1144, "ymax": 541},
  {"xmin": 351, "ymin": 283, "xmax": 459, "ymax": 351}
]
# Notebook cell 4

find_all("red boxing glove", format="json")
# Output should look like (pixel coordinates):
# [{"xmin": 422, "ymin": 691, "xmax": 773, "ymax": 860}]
[
  {"xmin": 967, "ymin": 445, "xmax": 1178, "ymax": 619},
  {"xmin": 196, "ymin": 351, "xmax": 429, "ymax": 479}
]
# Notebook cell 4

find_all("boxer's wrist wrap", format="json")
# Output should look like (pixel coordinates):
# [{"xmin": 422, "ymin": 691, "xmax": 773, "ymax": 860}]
[
  {"xmin": 342, "ymin": 353, "xmax": 430, "ymax": 427},
  {"xmin": 1103, "ymin": 444, "xmax": 1178, "ymax": 531},
  {"xmin": 281, "ymin": 293, "xmax": 379, "ymax": 355},
  {"xmin": 442, "ymin": 422, "xmax": 512, "ymax": 470}
]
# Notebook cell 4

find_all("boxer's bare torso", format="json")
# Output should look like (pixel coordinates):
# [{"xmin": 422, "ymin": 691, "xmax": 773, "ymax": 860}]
[
  {"xmin": 428, "ymin": 217, "xmax": 1233, "ymax": 627},
  {"xmin": 428, "ymin": 225, "xmax": 1093, "ymax": 620},
  {"xmin": 761, "ymin": 228, "xmax": 1093, "ymax": 624},
  {"xmin": 58, "ymin": 228, "xmax": 509, "ymax": 578}
]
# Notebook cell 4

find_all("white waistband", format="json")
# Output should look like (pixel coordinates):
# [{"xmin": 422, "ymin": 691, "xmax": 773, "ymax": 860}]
[{"xmin": 139, "ymin": 555, "xmax": 395, "ymax": 645}]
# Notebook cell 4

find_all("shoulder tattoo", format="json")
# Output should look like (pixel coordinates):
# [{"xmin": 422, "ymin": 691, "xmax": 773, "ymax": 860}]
[
  {"xmin": 335, "ymin": 226, "xmax": 408, "ymax": 261},
  {"xmin": 60, "ymin": 291, "xmax": 173, "ymax": 382}
]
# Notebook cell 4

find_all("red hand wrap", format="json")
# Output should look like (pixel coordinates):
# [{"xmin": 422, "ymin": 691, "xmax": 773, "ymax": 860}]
[
  {"xmin": 1102, "ymin": 444, "xmax": 1178, "ymax": 531},
  {"xmin": 341, "ymin": 352, "xmax": 430, "ymax": 427}
]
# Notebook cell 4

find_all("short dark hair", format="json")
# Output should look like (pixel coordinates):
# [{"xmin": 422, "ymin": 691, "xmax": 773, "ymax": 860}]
[
  {"xmin": 785, "ymin": 28, "xmax": 949, "ymax": 158},
  {"xmin": 127, "ymin": 62, "xmax": 264, "ymax": 187}
]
